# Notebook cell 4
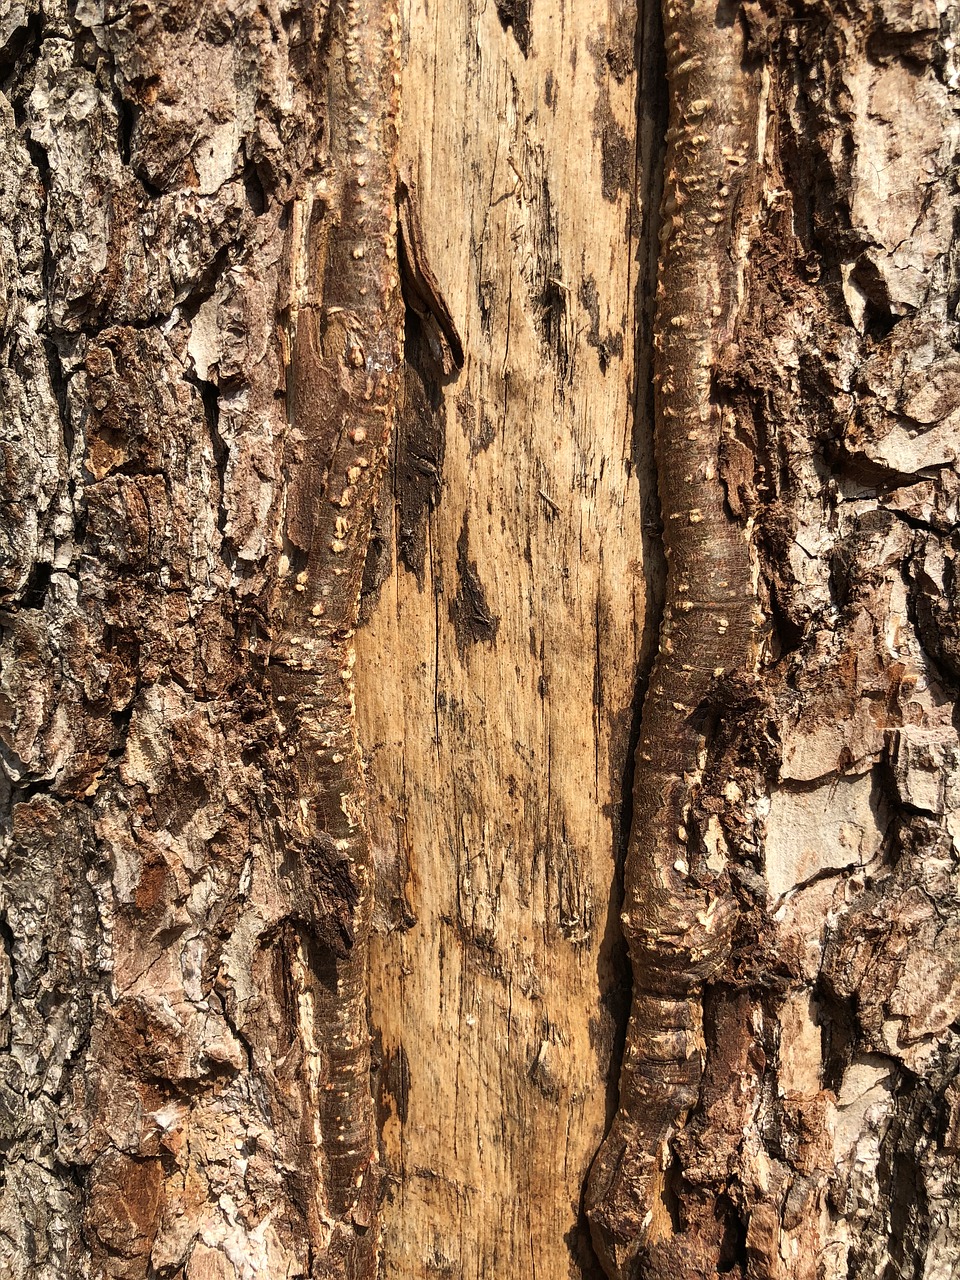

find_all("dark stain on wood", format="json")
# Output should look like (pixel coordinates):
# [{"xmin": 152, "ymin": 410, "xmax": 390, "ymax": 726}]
[
  {"xmin": 358, "ymin": 471, "xmax": 394, "ymax": 622},
  {"xmin": 381, "ymin": 1041, "xmax": 411, "ymax": 1124},
  {"xmin": 395, "ymin": 178, "xmax": 463, "ymax": 584},
  {"xmin": 398, "ymin": 180, "xmax": 464, "ymax": 381},
  {"xmin": 601, "ymin": 118, "xmax": 631, "ymax": 202},
  {"xmin": 395, "ymin": 315, "xmax": 446, "ymax": 586},
  {"xmin": 580, "ymin": 276, "xmax": 625, "ymax": 375},
  {"xmin": 450, "ymin": 516, "xmax": 499, "ymax": 655},
  {"xmin": 456, "ymin": 389, "xmax": 497, "ymax": 456},
  {"xmin": 494, "ymin": 0, "xmax": 531, "ymax": 56},
  {"xmin": 604, "ymin": 3, "xmax": 638, "ymax": 84}
]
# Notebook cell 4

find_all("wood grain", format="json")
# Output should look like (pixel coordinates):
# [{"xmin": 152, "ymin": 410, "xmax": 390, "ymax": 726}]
[{"xmin": 355, "ymin": 2, "xmax": 656, "ymax": 1275}]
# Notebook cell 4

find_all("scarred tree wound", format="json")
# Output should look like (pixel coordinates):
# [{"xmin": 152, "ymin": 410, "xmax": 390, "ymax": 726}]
[
  {"xmin": 586, "ymin": 2, "xmax": 762, "ymax": 1275},
  {"xmin": 266, "ymin": 0, "xmax": 403, "ymax": 1270}
]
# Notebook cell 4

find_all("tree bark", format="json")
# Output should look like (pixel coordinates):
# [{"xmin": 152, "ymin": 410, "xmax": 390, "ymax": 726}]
[
  {"xmin": 0, "ymin": 0, "xmax": 400, "ymax": 1275},
  {"xmin": 2, "ymin": 0, "xmax": 959, "ymax": 1278},
  {"xmin": 596, "ymin": 1, "xmax": 960, "ymax": 1275}
]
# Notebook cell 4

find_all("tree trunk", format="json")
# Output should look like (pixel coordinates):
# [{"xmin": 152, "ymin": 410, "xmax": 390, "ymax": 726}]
[{"xmin": 2, "ymin": 3, "xmax": 959, "ymax": 1280}]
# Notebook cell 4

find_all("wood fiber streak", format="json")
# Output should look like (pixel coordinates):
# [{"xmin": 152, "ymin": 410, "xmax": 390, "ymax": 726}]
[
  {"xmin": 587, "ymin": 2, "xmax": 761, "ymax": 1275},
  {"xmin": 267, "ymin": 0, "xmax": 403, "ymax": 1270}
]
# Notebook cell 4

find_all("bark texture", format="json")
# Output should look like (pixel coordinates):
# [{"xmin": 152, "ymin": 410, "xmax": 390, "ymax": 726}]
[
  {"xmin": 0, "ymin": 0, "xmax": 400, "ymax": 1275},
  {"xmin": 2, "ymin": 0, "xmax": 959, "ymax": 1278},
  {"xmin": 588, "ymin": 1, "xmax": 960, "ymax": 1277},
  {"xmin": 587, "ymin": 2, "xmax": 763, "ymax": 1270}
]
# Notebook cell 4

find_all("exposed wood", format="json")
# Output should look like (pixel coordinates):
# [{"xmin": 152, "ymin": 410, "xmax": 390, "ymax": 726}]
[
  {"xmin": 1, "ymin": 0, "xmax": 959, "ymax": 1278},
  {"xmin": 362, "ymin": 1, "xmax": 960, "ymax": 1278},
  {"xmin": 356, "ymin": 2, "xmax": 658, "ymax": 1276}
]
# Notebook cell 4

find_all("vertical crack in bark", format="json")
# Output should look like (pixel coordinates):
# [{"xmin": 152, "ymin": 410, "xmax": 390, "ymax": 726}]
[
  {"xmin": 586, "ymin": 3, "xmax": 763, "ymax": 1276},
  {"xmin": 588, "ymin": 11, "xmax": 671, "ymax": 1259}
]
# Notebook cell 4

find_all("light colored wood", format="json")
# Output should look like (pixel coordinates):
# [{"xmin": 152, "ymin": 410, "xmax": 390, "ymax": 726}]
[
  {"xmin": 359, "ymin": 3, "xmax": 960, "ymax": 1278},
  {"xmin": 356, "ymin": 3, "xmax": 650, "ymax": 1275}
]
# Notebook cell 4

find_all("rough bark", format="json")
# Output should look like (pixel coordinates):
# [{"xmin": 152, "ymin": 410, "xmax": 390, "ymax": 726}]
[
  {"xmin": 1, "ymin": 0, "xmax": 959, "ymax": 1278},
  {"xmin": 0, "ymin": 0, "xmax": 400, "ymax": 1275},
  {"xmin": 587, "ymin": 2, "xmax": 763, "ymax": 1270},
  {"xmin": 589, "ymin": 1, "xmax": 960, "ymax": 1277}
]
